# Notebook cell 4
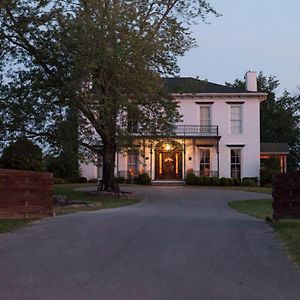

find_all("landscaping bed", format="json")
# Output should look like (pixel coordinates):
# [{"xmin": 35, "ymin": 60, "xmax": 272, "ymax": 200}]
[
  {"xmin": 53, "ymin": 183, "xmax": 138, "ymax": 215},
  {"xmin": 229, "ymin": 199, "xmax": 300, "ymax": 267}
]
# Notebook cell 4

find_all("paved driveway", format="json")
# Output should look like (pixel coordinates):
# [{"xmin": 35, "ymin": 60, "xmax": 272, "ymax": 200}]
[{"xmin": 0, "ymin": 186, "xmax": 299, "ymax": 300}]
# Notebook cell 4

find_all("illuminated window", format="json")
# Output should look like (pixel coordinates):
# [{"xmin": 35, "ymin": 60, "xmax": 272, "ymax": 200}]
[
  {"xmin": 127, "ymin": 151, "xmax": 139, "ymax": 175},
  {"xmin": 200, "ymin": 149, "xmax": 210, "ymax": 176}
]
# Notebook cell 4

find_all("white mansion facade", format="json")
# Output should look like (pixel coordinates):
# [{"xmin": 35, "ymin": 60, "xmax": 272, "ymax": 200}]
[{"xmin": 81, "ymin": 71, "xmax": 268, "ymax": 181}]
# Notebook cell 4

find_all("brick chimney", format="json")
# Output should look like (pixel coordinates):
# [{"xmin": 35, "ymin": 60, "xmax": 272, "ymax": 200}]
[{"xmin": 245, "ymin": 71, "xmax": 257, "ymax": 92}]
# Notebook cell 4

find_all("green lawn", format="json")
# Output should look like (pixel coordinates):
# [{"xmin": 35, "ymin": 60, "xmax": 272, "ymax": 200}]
[
  {"xmin": 53, "ymin": 183, "xmax": 138, "ymax": 215},
  {"xmin": 0, "ymin": 219, "xmax": 32, "ymax": 234},
  {"xmin": 229, "ymin": 199, "xmax": 300, "ymax": 267},
  {"xmin": 188, "ymin": 185, "xmax": 272, "ymax": 194}
]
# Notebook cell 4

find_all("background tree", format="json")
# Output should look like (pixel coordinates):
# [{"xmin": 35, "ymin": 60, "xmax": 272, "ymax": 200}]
[
  {"xmin": 226, "ymin": 72, "xmax": 300, "ymax": 170},
  {"xmin": 0, "ymin": 0, "xmax": 218, "ymax": 191},
  {"xmin": 0, "ymin": 138, "xmax": 44, "ymax": 171}
]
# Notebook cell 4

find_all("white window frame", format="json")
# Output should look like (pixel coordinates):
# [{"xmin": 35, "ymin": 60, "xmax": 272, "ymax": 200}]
[
  {"xmin": 229, "ymin": 105, "xmax": 243, "ymax": 134},
  {"xmin": 127, "ymin": 150, "xmax": 139, "ymax": 175},
  {"xmin": 199, "ymin": 105, "xmax": 212, "ymax": 127},
  {"xmin": 199, "ymin": 149, "xmax": 210, "ymax": 176},
  {"xmin": 230, "ymin": 148, "xmax": 242, "ymax": 178}
]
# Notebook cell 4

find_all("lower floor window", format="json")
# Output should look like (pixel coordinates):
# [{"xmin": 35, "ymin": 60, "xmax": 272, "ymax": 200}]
[
  {"xmin": 200, "ymin": 149, "xmax": 210, "ymax": 176},
  {"xmin": 231, "ymin": 149, "xmax": 241, "ymax": 178},
  {"xmin": 127, "ymin": 150, "xmax": 139, "ymax": 175}
]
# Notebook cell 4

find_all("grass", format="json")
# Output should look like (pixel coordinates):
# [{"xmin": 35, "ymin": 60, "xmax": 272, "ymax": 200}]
[
  {"xmin": 53, "ymin": 183, "xmax": 138, "ymax": 215},
  {"xmin": 0, "ymin": 219, "xmax": 32, "ymax": 233},
  {"xmin": 189, "ymin": 185, "xmax": 272, "ymax": 194},
  {"xmin": 229, "ymin": 199, "xmax": 300, "ymax": 266},
  {"xmin": 229, "ymin": 199, "xmax": 273, "ymax": 219},
  {"xmin": 214, "ymin": 186, "xmax": 272, "ymax": 194},
  {"xmin": 0, "ymin": 183, "xmax": 138, "ymax": 233}
]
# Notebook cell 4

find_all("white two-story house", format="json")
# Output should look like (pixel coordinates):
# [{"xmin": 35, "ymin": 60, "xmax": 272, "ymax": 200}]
[{"xmin": 81, "ymin": 71, "xmax": 268, "ymax": 181}]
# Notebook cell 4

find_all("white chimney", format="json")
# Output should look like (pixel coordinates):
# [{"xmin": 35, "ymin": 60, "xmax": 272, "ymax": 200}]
[{"xmin": 245, "ymin": 71, "xmax": 257, "ymax": 92}]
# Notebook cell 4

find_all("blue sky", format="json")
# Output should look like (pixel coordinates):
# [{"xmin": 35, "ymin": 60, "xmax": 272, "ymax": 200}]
[{"xmin": 178, "ymin": 0, "xmax": 300, "ymax": 95}]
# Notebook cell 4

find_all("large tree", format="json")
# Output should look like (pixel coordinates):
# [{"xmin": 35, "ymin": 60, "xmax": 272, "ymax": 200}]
[
  {"xmin": 0, "ymin": 0, "xmax": 218, "ymax": 191},
  {"xmin": 226, "ymin": 72, "xmax": 300, "ymax": 170}
]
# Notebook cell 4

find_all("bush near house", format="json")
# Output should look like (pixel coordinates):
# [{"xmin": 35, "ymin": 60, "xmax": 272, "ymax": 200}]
[
  {"xmin": 186, "ymin": 173, "xmax": 258, "ymax": 187},
  {"xmin": 137, "ymin": 173, "xmax": 152, "ymax": 185},
  {"xmin": 260, "ymin": 158, "xmax": 281, "ymax": 186}
]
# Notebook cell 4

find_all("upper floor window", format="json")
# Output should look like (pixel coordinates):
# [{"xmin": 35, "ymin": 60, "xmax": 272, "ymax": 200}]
[
  {"xmin": 200, "ymin": 106, "xmax": 211, "ymax": 126},
  {"xmin": 230, "ymin": 105, "xmax": 242, "ymax": 134}
]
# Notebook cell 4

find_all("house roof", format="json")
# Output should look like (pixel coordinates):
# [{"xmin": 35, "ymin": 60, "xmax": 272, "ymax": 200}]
[
  {"xmin": 260, "ymin": 143, "xmax": 289, "ymax": 154},
  {"xmin": 164, "ymin": 77, "xmax": 251, "ymax": 94}
]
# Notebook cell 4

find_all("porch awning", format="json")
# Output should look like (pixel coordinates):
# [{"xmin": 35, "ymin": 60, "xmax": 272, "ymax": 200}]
[{"xmin": 260, "ymin": 143, "xmax": 289, "ymax": 155}]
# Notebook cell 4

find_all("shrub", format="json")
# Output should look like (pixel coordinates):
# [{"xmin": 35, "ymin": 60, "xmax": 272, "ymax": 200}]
[
  {"xmin": 242, "ymin": 177, "xmax": 258, "ymax": 185},
  {"xmin": 194, "ymin": 176, "xmax": 203, "ymax": 185},
  {"xmin": 241, "ymin": 178, "xmax": 256, "ymax": 186},
  {"xmin": 220, "ymin": 177, "xmax": 228, "ymax": 186},
  {"xmin": 194, "ymin": 176, "xmax": 210, "ymax": 186},
  {"xmin": 137, "ymin": 173, "xmax": 151, "ymax": 185},
  {"xmin": 133, "ymin": 176, "xmax": 139, "ymax": 184},
  {"xmin": 77, "ymin": 176, "xmax": 88, "ymax": 183},
  {"xmin": 226, "ymin": 178, "xmax": 234, "ymax": 186},
  {"xmin": 210, "ymin": 176, "xmax": 220, "ymax": 186},
  {"xmin": 233, "ymin": 178, "xmax": 241, "ymax": 186},
  {"xmin": 88, "ymin": 178, "xmax": 98, "ymax": 183},
  {"xmin": 186, "ymin": 172, "xmax": 197, "ymax": 185},
  {"xmin": 203, "ymin": 176, "xmax": 211, "ymax": 186},
  {"xmin": 260, "ymin": 158, "xmax": 280, "ymax": 186},
  {"xmin": 117, "ymin": 177, "xmax": 126, "ymax": 183},
  {"xmin": 53, "ymin": 177, "xmax": 65, "ymax": 184}
]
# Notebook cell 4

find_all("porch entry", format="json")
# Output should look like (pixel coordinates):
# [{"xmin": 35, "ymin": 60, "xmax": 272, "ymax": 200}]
[{"xmin": 155, "ymin": 141, "xmax": 183, "ymax": 180}]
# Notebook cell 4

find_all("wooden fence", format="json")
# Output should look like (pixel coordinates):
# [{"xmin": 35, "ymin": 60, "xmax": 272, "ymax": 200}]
[
  {"xmin": 272, "ymin": 171, "xmax": 300, "ymax": 221},
  {"xmin": 0, "ymin": 169, "xmax": 53, "ymax": 219}
]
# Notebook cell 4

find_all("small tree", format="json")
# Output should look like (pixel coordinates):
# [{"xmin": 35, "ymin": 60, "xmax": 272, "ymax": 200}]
[{"xmin": 0, "ymin": 138, "xmax": 44, "ymax": 171}]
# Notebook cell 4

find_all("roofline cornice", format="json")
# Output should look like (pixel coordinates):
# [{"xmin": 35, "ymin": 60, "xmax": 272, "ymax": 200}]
[{"xmin": 172, "ymin": 93, "xmax": 268, "ymax": 101}]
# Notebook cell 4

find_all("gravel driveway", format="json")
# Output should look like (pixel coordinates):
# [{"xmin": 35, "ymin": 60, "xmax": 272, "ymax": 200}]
[{"xmin": 0, "ymin": 186, "xmax": 299, "ymax": 300}]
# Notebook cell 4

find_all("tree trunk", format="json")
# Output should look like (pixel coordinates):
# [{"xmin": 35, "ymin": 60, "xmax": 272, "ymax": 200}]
[{"xmin": 100, "ymin": 137, "xmax": 117, "ymax": 192}]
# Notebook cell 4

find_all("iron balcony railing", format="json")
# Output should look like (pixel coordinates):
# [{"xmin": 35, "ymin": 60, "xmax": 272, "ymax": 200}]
[
  {"xmin": 130, "ymin": 125, "xmax": 219, "ymax": 137},
  {"xmin": 174, "ymin": 125, "xmax": 218, "ymax": 137}
]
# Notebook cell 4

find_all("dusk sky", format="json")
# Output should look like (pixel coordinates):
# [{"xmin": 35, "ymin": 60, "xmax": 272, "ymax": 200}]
[{"xmin": 178, "ymin": 0, "xmax": 300, "ymax": 95}]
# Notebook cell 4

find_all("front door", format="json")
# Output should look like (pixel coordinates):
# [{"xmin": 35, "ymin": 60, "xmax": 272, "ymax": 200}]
[
  {"xmin": 155, "ymin": 151, "xmax": 182, "ymax": 180},
  {"xmin": 162, "ymin": 153, "xmax": 176, "ymax": 179}
]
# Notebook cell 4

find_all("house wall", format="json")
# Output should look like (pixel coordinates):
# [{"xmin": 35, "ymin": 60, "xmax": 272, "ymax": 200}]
[
  {"xmin": 80, "ymin": 95, "xmax": 262, "ymax": 180},
  {"xmin": 177, "ymin": 96, "xmax": 261, "ymax": 178}
]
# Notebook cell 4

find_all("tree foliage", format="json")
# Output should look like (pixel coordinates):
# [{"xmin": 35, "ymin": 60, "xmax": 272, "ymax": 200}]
[
  {"xmin": 0, "ymin": 137, "xmax": 44, "ymax": 171},
  {"xmin": 0, "ymin": 0, "xmax": 218, "ymax": 190},
  {"xmin": 227, "ymin": 72, "xmax": 300, "ymax": 170}
]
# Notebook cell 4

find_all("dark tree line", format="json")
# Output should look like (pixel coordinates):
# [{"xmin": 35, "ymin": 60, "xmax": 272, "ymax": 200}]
[{"xmin": 227, "ymin": 72, "xmax": 300, "ymax": 170}]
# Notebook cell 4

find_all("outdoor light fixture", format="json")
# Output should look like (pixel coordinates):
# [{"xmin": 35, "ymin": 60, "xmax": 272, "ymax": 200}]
[{"xmin": 165, "ymin": 144, "xmax": 171, "ymax": 151}]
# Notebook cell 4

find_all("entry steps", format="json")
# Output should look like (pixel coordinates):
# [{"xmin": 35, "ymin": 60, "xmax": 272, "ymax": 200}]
[{"xmin": 152, "ymin": 180, "xmax": 185, "ymax": 186}]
